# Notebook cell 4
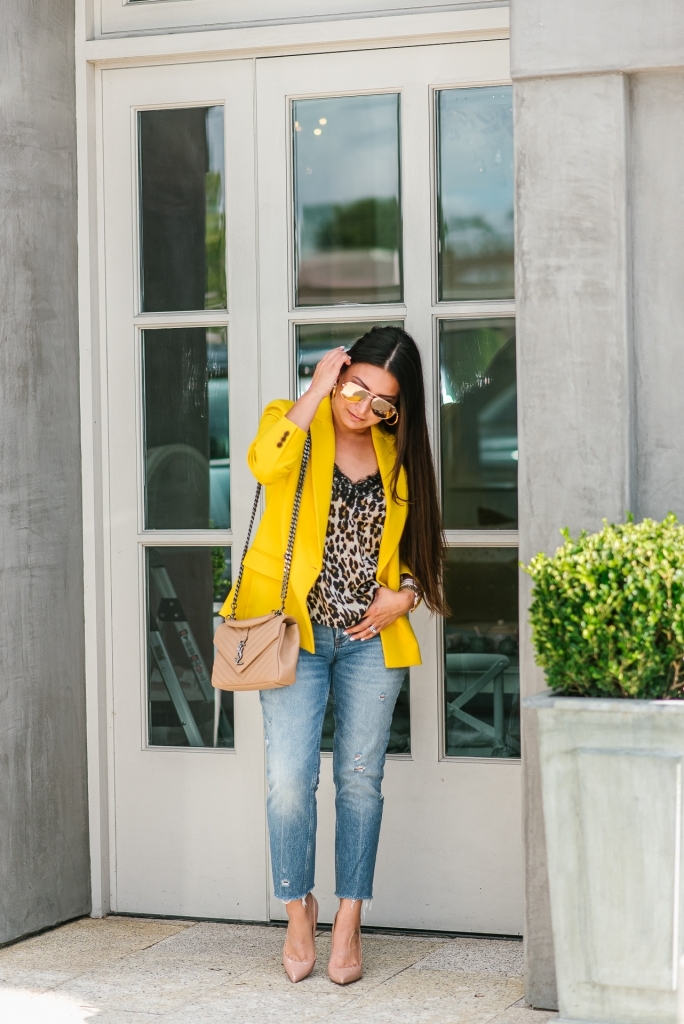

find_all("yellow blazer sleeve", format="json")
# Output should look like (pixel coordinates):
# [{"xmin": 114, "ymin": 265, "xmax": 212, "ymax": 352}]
[{"xmin": 247, "ymin": 399, "xmax": 307, "ymax": 485}]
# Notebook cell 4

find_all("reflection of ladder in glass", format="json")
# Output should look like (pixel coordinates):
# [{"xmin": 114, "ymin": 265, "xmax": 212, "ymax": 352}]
[
  {"xmin": 446, "ymin": 653, "xmax": 520, "ymax": 754},
  {"xmin": 149, "ymin": 565, "xmax": 232, "ymax": 748}
]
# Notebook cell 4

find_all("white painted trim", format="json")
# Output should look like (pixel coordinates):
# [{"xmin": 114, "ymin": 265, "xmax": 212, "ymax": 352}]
[
  {"xmin": 445, "ymin": 530, "xmax": 519, "ymax": 546},
  {"xmin": 133, "ymin": 311, "xmax": 230, "ymax": 326},
  {"xmin": 134, "ymin": 531, "xmax": 234, "ymax": 543},
  {"xmin": 436, "ymin": 298, "xmax": 515, "ymax": 317},
  {"xmin": 85, "ymin": 8, "xmax": 509, "ymax": 66},
  {"xmin": 99, "ymin": 1, "xmax": 506, "ymax": 39},
  {"xmin": 77, "ymin": 0, "xmax": 112, "ymax": 918}
]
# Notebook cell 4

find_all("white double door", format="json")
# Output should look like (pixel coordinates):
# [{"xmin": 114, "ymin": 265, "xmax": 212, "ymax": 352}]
[{"xmin": 101, "ymin": 40, "xmax": 522, "ymax": 932}]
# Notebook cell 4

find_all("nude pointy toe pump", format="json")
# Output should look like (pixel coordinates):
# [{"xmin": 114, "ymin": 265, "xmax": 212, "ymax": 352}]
[
  {"xmin": 327, "ymin": 915, "xmax": 363, "ymax": 985},
  {"xmin": 282, "ymin": 895, "xmax": 318, "ymax": 983}
]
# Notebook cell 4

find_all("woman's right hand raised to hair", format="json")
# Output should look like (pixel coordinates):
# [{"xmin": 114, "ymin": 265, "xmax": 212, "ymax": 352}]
[{"xmin": 285, "ymin": 346, "xmax": 351, "ymax": 433}]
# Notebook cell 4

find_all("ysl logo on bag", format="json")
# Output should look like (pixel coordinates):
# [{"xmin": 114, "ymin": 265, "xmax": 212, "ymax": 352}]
[{"xmin": 235, "ymin": 637, "xmax": 248, "ymax": 665}]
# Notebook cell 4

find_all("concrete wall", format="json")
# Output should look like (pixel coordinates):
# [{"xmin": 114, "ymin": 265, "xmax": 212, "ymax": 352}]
[
  {"xmin": 631, "ymin": 71, "xmax": 684, "ymax": 523},
  {"xmin": 511, "ymin": 0, "xmax": 684, "ymax": 1008},
  {"xmin": 0, "ymin": 0, "xmax": 90, "ymax": 943},
  {"xmin": 511, "ymin": 0, "xmax": 684, "ymax": 76}
]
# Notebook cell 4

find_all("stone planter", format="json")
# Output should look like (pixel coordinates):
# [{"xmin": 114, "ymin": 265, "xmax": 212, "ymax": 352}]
[{"xmin": 525, "ymin": 693, "xmax": 684, "ymax": 1024}]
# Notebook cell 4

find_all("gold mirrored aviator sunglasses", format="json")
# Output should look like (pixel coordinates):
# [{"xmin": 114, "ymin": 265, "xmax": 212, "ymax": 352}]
[{"xmin": 338, "ymin": 381, "xmax": 399, "ymax": 425}]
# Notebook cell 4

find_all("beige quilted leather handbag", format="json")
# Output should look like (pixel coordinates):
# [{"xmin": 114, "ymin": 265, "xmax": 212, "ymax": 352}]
[{"xmin": 211, "ymin": 433, "xmax": 311, "ymax": 692}]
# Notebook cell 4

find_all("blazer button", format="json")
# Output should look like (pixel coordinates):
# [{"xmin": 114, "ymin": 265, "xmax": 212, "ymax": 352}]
[{"xmin": 276, "ymin": 442, "xmax": 282, "ymax": 448}]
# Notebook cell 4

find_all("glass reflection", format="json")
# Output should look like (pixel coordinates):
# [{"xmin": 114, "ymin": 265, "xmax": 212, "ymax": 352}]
[
  {"xmin": 139, "ymin": 106, "xmax": 226, "ymax": 312},
  {"xmin": 143, "ymin": 327, "xmax": 230, "ymax": 530},
  {"xmin": 147, "ymin": 546, "xmax": 233, "ymax": 748},
  {"xmin": 321, "ymin": 672, "xmax": 410, "ymax": 755},
  {"xmin": 444, "ymin": 548, "xmax": 519, "ymax": 758},
  {"xmin": 440, "ymin": 318, "xmax": 517, "ymax": 530},
  {"xmin": 437, "ymin": 87, "xmax": 514, "ymax": 301},
  {"xmin": 293, "ymin": 94, "xmax": 402, "ymax": 306},
  {"xmin": 296, "ymin": 320, "xmax": 403, "ymax": 397}
]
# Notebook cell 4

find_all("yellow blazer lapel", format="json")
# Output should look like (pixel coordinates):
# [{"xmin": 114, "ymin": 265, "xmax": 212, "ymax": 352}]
[
  {"xmin": 373, "ymin": 426, "xmax": 407, "ymax": 578},
  {"xmin": 309, "ymin": 397, "xmax": 335, "ymax": 560}
]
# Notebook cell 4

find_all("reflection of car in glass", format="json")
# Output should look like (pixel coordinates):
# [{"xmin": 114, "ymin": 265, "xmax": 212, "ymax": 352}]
[
  {"xmin": 146, "ymin": 444, "xmax": 209, "ymax": 529},
  {"xmin": 209, "ymin": 372, "xmax": 230, "ymax": 530},
  {"xmin": 440, "ymin": 324, "xmax": 517, "ymax": 529},
  {"xmin": 477, "ymin": 380, "xmax": 518, "ymax": 467},
  {"xmin": 298, "ymin": 345, "xmax": 334, "ymax": 393}
]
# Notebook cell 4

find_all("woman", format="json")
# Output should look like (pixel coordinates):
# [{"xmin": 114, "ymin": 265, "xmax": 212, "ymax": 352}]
[{"xmin": 220, "ymin": 326, "xmax": 446, "ymax": 984}]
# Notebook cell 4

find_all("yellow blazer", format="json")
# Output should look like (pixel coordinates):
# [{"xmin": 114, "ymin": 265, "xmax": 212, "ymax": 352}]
[{"xmin": 219, "ymin": 398, "xmax": 421, "ymax": 668}]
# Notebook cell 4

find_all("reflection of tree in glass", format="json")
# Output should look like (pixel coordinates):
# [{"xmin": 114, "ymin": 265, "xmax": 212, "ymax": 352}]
[
  {"xmin": 205, "ymin": 170, "xmax": 226, "ymax": 309},
  {"xmin": 439, "ymin": 209, "xmax": 514, "ymax": 300},
  {"xmin": 315, "ymin": 196, "xmax": 400, "ymax": 252},
  {"xmin": 440, "ymin": 211, "xmax": 514, "ymax": 260},
  {"xmin": 211, "ymin": 547, "xmax": 231, "ymax": 603},
  {"xmin": 443, "ymin": 326, "xmax": 508, "ymax": 404}
]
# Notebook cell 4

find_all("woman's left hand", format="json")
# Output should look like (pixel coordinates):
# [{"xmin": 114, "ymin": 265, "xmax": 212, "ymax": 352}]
[{"xmin": 344, "ymin": 586, "xmax": 415, "ymax": 642}]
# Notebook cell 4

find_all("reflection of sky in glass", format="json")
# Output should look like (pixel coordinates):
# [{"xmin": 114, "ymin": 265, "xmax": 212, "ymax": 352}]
[
  {"xmin": 438, "ymin": 87, "xmax": 513, "ymax": 300},
  {"xmin": 293, "ymin": 94, "xmax": 402, "ymax": 305},
  {"xmin": 293, "ymin": 94, "xmax": 399, "ymax": 215},
  {"xmin": 206, "ymin": 106, "xmax": 225, "ymax": 214}
]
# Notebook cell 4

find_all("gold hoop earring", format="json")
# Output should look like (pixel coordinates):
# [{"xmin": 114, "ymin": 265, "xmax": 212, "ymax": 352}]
[
  {"xmin": 331, "ymin": 382, "xmax": 337, "ymax": 399},
  {"xmin": 385, "ymin": 410, "xmax": 399, "ymax": 426}
]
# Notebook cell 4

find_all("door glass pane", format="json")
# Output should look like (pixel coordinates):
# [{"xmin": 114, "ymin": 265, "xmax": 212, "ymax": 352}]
[
  {"xmin": 296, "ymin": 320, "xmax": 403, "ymax": 396},
  {"xmin": 444, "ymin": 548, "xmax": 519, "ymax": 759},
  {"xmin": 293, "ymin": 94, "xmax": 402, "ymax": 306},
  {"xmin": 139, "ymin": 106, "xmax": 226, "ymax": 312},
  {"xmin": 143, "ymin": 327, "xmax": 230, "ymax": 530},
  {"xmin": 147, "ymin": 546, "xmax": 234, "ymax": 748},
  {"xmin": 437, "ymin": 87, "xmax": 514, "ymax": 301},
  {"xmin": 322, "ymin": 672, "xmax": 410, "ymax": 755},
  {"xmin": 440, "ymin": 318, "xmax": 517, "ymax": 530}
]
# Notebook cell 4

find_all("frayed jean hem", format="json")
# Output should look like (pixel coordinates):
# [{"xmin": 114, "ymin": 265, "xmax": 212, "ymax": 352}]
[{"xmin": 277, "ymin": 889, "xmax": 314, "ymax": 905}]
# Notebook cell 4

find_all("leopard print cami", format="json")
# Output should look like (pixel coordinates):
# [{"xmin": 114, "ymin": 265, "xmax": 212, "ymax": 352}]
[{"xmin": 307, "ymin": 464, "xmax": 386, "ymax": 629}]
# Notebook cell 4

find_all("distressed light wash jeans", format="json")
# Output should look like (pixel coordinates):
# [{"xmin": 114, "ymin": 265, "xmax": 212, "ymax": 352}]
[{"xmin": 260, "ymin": 623, "xmax": 406, "ymax": 904}]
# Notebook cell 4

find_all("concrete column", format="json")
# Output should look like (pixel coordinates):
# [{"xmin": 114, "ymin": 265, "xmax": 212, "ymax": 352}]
[
  {"xmin": 631, "ymin": 71, "xmax": 684, "ymax": 521},
  {"xmin": 515, "ymin": 73, "xmax": 633, "ymax": 1007},
  {"xmin": 0, "ymin": 1, "xmax": 89, "ymax": 942}
]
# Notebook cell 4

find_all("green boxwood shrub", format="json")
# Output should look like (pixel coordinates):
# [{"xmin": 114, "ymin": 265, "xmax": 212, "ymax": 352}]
[{"xmin": 524, "ymin": 514, "xmax": 684, "ymax": 698}]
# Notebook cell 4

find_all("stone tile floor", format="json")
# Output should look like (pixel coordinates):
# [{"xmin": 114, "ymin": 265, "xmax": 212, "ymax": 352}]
[{"xmin": 0, "ymin": 916, "xmax": 558, "ymax": 1024}]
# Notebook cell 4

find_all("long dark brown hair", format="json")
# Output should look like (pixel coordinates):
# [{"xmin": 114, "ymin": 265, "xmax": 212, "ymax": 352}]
[{"xmin": 346, "ymin": 326, "xmax": 448, "ymax": 616}]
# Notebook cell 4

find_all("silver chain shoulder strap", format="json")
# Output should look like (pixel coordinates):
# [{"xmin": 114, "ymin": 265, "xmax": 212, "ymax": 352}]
[{"xmin": 228, "ymin": 432, "xmax": 311, "ymax": 620}]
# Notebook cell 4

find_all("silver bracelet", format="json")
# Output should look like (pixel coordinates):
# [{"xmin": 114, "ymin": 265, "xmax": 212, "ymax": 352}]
[{"xmin": 399, "ymin": 576, "xmax": 422, "ymax": 610}]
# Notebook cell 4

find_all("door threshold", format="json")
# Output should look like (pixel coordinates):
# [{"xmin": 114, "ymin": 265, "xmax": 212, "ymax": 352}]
[{"xmin": 109, "ymin": 912, "xmax": 521, "ymax": 941}]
